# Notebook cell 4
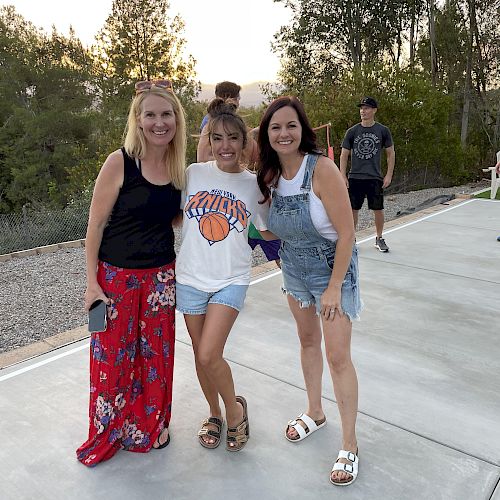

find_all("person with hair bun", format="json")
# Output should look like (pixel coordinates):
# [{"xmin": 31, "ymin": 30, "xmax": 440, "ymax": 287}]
[
  {"xmin": 198, "ymin": 87, "xmax": 281, "ymax": 268},
  {"xmin": 176, "ymin": 98, "xmax": 273, "ymax": 452},
  {"xmin": 77, "ymin": 80, "xmax": 186, "ymax": 466}
]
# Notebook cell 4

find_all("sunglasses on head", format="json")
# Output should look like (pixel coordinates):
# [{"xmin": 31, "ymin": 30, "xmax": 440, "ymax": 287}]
[{"xmin": 135, "ymin": 79, "xmax": 173, "ymax": 94}]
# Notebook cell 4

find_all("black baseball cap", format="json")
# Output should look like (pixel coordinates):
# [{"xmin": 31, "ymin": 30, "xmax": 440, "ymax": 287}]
[{"xmin": 357, "ymin": 96, "xmax": 378, "ymax": 108}]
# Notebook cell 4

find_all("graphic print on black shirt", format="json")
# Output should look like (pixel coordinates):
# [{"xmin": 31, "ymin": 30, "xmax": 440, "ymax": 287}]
[{"xmin": 353, "ymin": 131, "xmax": 381, "ymax": 161}]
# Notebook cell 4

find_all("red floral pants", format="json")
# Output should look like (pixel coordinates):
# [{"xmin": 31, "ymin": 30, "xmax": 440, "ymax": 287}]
[{"xmin": 76, "ymin": 260, "xmax": 176, "ymax": 467}]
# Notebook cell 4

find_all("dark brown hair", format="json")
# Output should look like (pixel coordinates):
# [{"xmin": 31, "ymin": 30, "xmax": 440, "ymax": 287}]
[
  {"xmin": 257, "ymin": 96, "xmax": 319, "ymax": 202},
  {"xmin": 215, "ymin": 81, "xmax": 241, "ymax": 100},
  {"xmin": 206, "ymin": 98, "xmax": 248, "ymax": 149}
]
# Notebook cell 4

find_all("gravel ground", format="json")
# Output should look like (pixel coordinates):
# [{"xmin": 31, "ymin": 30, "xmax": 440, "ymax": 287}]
[{"xmin": 0, "ymin": 180, "xmax": 489, "ymax": 354}]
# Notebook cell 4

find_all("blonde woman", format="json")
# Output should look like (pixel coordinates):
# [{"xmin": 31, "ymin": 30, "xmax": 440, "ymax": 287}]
[{"xmin": 77, "ymin": 80, "xmax": 186, "ymax": 466}]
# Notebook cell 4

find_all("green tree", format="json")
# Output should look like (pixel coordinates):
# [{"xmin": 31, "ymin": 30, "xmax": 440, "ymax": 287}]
[
  {"xmin": 93, "ymin": 0, "xmax": 199, "ymax": 107},
  {"xmin": 80, "ymin": 0, "xmax": 202, "ymax": 189},
  {"xmin": 272, "ymin": 0, "xmax": 425, "ymax": 90},
  {"xmin": 0, "ymin": 6, "xmax": 97, "ymax": 211},
  {"xmin": 293, "ymin": 66, "xmax": 475, "ymax": 190}
]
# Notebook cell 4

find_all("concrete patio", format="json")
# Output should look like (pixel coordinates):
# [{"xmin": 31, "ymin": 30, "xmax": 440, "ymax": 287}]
[{"xmin": 1, "ymin": 197, "xmax": 499, "ymax": 500}]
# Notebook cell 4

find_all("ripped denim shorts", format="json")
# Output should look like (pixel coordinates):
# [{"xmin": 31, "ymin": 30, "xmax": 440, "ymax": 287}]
[{"xmin": 279, "ymin": 241, "xmax": 362, "ymax": 321}]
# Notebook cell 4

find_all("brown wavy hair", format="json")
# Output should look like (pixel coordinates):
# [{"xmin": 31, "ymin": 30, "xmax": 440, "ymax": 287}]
[{"xmin": 257, "ymin": 96, "xmax": 320, "ymax": 202}]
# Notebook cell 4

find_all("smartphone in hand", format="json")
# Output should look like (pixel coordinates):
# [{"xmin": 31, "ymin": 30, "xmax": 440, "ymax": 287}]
[{"xmin": 88, "ymin": 300, "xmax": 107, "ymax": 333}]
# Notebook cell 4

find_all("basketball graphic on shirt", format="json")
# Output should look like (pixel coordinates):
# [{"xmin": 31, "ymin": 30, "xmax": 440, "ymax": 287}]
[
  {"xmin": 184, "ymin": 189, "xmax": 252, "ymax": 246},
  {"xmin": 198, "ymin": 212, "xmax": 231, "ymax": 243}
]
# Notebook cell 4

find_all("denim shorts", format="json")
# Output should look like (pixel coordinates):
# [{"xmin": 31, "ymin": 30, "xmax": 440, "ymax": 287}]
[
  {"xmin": 280, "ymin": 242, "xmax": 362, "ymax": 321},
  {"xmin": 176, "ymin": 282, "xmax": 249, "ymax": 315}
]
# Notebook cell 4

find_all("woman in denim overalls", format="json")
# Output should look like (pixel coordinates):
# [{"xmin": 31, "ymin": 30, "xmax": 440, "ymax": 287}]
[{"xmin": 257, "ymin": 97, "xmax": 362, "ymax": 486}]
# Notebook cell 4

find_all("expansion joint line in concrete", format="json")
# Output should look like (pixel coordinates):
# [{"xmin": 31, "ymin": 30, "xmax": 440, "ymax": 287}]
[
  {"xmin": 180, "ymin": 341, "xmax": 500, "ymax": 471},
  {"xmin": 488, "ymin": 475, "xmax": 500, "ymax": 500},
  {"xmin": 3, "ymin": 329, "xmax": 500, "ymax": 473}
]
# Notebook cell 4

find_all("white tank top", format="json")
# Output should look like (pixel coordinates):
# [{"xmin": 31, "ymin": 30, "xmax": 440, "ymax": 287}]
[{"xmin": 275, "ymin": 155, "xmax": 338, "ymax": 242}]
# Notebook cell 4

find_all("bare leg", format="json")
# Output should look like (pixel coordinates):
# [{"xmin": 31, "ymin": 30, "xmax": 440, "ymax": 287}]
[
  {"xmin": 285, "ymin": 296, "xmax": 325, "ymax": 439},
  {"xmin": 195, "ymin": 304, "xmax": 244, "ymax": 441},
  {"xmin": 184, "ymin": 313, "xmax": 223, "ymax": 446},
  {"xmin": 352, "ymin": 209, "xmax": 359, "ymax": 230},
  {"xmin": 374, "ymin": 209, "xmax": 384, "ymax": 238},
  {"xmin": 323, "ymin": 312, "xmax": 358, "ymax": 483}
]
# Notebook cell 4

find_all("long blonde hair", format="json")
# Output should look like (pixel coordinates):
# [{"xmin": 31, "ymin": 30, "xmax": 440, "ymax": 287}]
[{"xmin": 123, "ymin": 86, "xmax": 187, "ymax": 190}]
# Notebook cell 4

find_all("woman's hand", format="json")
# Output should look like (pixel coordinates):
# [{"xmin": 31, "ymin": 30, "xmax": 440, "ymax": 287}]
[
  {"xmin": 84, "ymin": 283, "xmax": 110, "ymax": 311},
  {"xmin": 320, "ymin": 284, "xmax": 343, "ymax": 322}
]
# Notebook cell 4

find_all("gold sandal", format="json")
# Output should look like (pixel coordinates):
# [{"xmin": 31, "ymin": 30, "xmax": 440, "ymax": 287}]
[
  {"xmin": 198, "ymin": 416, "xmax": 224, "ymax": 449},
  {"xmin": 226, "ymin": 396, "xmax": 249, "ymax": 452}
]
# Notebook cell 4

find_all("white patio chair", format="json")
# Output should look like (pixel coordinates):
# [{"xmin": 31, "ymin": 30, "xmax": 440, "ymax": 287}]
[{"xmin": 482, "ymin": 151, "xmax": 500, "ymax": 199}]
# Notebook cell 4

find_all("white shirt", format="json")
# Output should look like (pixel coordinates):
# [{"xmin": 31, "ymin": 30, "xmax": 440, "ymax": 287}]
[
  {"xmin": 176, "ymin": 161, "xmax": 268, "ymax": 292},
  {"xmin": 276, "ymin": 154, "xmax": 338, "ymax": 242}
]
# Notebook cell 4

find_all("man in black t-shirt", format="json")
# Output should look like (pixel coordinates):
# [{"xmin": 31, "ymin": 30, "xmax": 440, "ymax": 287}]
[{"xmin": 340, "ymin": 97, "xmax": 395, "ymax": 252}]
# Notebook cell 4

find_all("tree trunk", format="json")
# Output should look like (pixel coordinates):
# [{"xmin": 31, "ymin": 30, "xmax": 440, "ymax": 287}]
[
  {"xmin": 410, "ymin": 3, "xmax": 416, "ymax": 66},
  {"xmin": 494, "ymin": 108, "xmax": 500, "ymax": 148},
  {"xmin": 346, "ymin": 2, "xmax": 359, "ymax": 68},
  {"xmin": 396, "ymin": 18, "xmax": 402, "ymax": 68},
  {"xmin": 461, "ymin": 4, "xmax": 474, "ymax": 148},
  {"xmin": 347, "ymin": 0, "xmax": 362, "ymax": 68},
  {"xmin": 428, "ymin": 0, "xmax": 438, "ymax": 85},
  {"xmin": 469, "ymin": 0, "xmax": 486, "ymax": 94}
]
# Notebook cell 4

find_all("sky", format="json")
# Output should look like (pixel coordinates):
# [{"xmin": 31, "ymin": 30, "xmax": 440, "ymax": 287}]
[{"xmin": 4, "ymin": 0, "xmax": 292, "ymax": 85}]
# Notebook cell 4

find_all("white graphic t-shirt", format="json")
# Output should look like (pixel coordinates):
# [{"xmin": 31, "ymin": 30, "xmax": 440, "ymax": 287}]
[{"xmin": 176, "ymin": 161, "xmax": 268, "ymax": 292}]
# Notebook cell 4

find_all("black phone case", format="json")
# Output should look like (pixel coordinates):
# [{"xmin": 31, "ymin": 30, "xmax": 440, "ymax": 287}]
[{"xmin": 88, "ymin": 300, "xmax": 107, "ymax": 333}]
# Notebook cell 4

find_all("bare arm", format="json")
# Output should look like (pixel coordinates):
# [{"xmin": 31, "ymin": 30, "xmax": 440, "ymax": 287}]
[
  {"xmin": 313, "ymin": 156, "xmax": 356, "ymax": 321},
  {"xmin": 256, "ymin": 229, "xmax": 279, "ymax": 241},
  {"xmin": 243, "ymin": 135, "xmax": 259, "ymax": 170},
  {"xmin": 249, "ymin": 126, "xmax": 259, "ymax": 141},
  {"xmin": 496, "ymin": 159, "xmax": 500, "ymax": 175},
  {"xmin": 339, "ymin": 147, "xmax": 351, "ymax": 187},
  {"xmin": 384, "ymin": 145, "xmax": 395, "ymax": 189},
  {"xmin": 196, "ymin": 125, "xmax": 213, "ymax": 162},
  {"xmin": 84, "ymin": 150, "xmax": 123, "ymax": 310}
]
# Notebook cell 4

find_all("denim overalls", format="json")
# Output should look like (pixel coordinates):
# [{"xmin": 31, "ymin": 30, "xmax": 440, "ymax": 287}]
[{"xmin": 268, "ymin": 154, "xmax": 362, "ymax": 320}]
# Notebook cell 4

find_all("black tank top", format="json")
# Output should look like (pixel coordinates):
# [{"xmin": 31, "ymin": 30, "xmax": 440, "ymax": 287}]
[{"xmin": 98, "ymin": 148, "xmax": 181, "ymax": 269}]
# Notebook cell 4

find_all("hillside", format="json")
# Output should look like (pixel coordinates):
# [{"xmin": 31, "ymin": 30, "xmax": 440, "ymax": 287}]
[{"xmin": 197, "ymin": 81, "xmax": 269, "ymax": 107}]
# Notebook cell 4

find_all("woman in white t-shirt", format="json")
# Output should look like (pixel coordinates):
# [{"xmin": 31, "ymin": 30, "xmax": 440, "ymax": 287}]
[{"xmin": 176, "ymin": 98, "xmax": 271, "ymax": 451}]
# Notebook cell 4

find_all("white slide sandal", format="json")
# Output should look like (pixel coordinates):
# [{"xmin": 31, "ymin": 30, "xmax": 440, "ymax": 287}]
[
  {"xmin": 284, "ymin": 412, "xmax": 326, "ymax": 442},
  {"xmin": 330, "ymin": 449, "xmax": 359, "ymax": 486}
]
